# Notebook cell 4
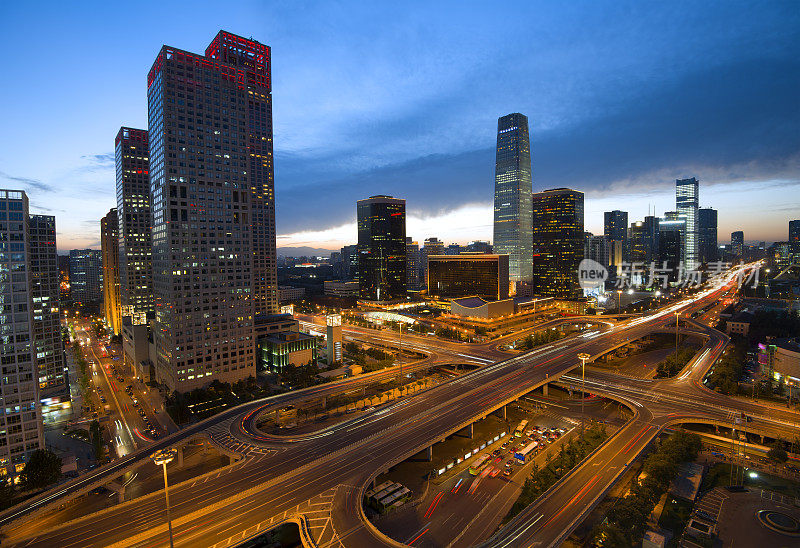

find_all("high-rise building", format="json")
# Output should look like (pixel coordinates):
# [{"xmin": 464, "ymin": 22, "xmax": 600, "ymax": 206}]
[
  {"xmin": 531, "ymin": 188, "xmax": 584, "ymax": 298},
  {"xmin": 147, "ymin": 31, "xmax": 278, "ymax": 391},
  {"xmin": 676, "ymin": 177, "xmax": 699, "ymax": 269},
  {"xmin": 421, "ymin": 237, "xmax": 445, "ymax": 288},
  {"xmin": 466, "ymin": 241, "xmax": 493, "ymax": 254},
  {"xmin": 698, "ymin": 207, "xmax": 718, "ymax": 265},
  {"xmin": 731, "ymin": 231, "xmax": 744, "ymax": 258},
  {"xmin": 115, "ymin": 127, "xmax": 153, "ymax": 326},
  {"xmin": 101, "ymin": 209, "xmax": 121, "ymax": 335},
  {"xmin": 340, "ymin": 244, "xmax": 359, "ymax": 279},
  {"xmin": 0, "ymin": 190, "xmax": 45, "ymax": 478},
  {"xmin": 585, "ymin": 234, "xmax": 611, "ymax": 267},
  {"xmin": 427, "ymin": 254, "xmax": 509, "ymax": 301},
  {"xmin": 604, "ymin": 210, "xmax": 628, "ymax": 265},
  {"xmin": 405, "ymin": 237, "xmax": 421, "ymax": 290},
  {"xmin": 493, "ymin": 113, "xmax": 533, "ymax": 284},
  {"xmin": 68, "ymin": 249, "xmax": 102, "ymax": 303},
  {"xmin": 357, "ymin": 195, "xmax": 406, "ymax": 301},
  {"xmin": 28, "ymin": 214, "xmax": 67, "ymax": 405},
  {"xmin": 789, "ymin": 220, "xmax": 800, "ymax": 253},
  {"xmin": 445, "ymin": 243, "xmax": 465, "ymax": 255},
  {"xmin": 658, "ymin": 230, "xmax": 682, "ymax": 282},
  {"xmin": 629, "ymin": 216, "xmax": 659, "ymax": 264}
]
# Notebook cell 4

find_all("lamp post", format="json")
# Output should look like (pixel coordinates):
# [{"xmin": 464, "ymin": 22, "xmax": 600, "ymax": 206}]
[
  {"xmin": 616, "ymin": 290, "xmax": 622, "ymax": 314},
  {"xmin": 152, "ymin": 447, "xmax": 177, "ymax": 548},
  {"xmin": 398, "ymin": 321, "xmax": 404, "ymax": 378},
  {"xmin": 578, "ymin": 353, "xmax": 591, "ymax": 434},
  {"xmin": 675, "ymin": 312, "xmax": 680, "ymax": 359}
]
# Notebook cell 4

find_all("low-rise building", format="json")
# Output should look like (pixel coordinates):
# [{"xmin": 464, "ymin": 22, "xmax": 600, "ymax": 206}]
[
  {"xmin": 450, "ymin": 296, "xmax": 515, "ymax": 319},
  {"xmin": 255, "ymin": 314, "xmax": 316, "ymax": 373},
  {"xmin": 278, "ymin": 285, "xmax": 306, "ymax": 302},
  {"xmin": 324, "ymin": 280, "xmax": 360, "ymax": 297},
  {"xmin": 773, "ymin": 338, "xmax": 800, "ymax": 382},
  {"xmin": 726, "ymin": 310, "xmax": 753, "ymax": 336}
]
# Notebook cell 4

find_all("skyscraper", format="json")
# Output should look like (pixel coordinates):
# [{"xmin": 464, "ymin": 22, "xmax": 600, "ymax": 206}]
[
  {"xmin": 115, "ymin": 127, "xmax": 153, "ymax": 326},
  {"xmin": 493, "ymin": 113, "xmax": 533, "ymax": 284},
  {"xmin": 406, "ymin": 237, "xmax": 420, "ymax": 290},
  {"xmin": 68, "ymin": 249, "xmax": 102, "ymax": 303},
  {"xmin": 698, "ymin": 207, "xmax": 718, "ymax": 264},
  {"xmin": 421, "ymin": 237, "xmax": 445, "ymax": 288},
  {"xmin": 731, "ymin": 231, "xmax": 744, "ymax": 258},
  {"xmin": 427, "ymin": 254, "xmax": 509, "ymax": 301},
  {"xmin": 789, "ymin": 220, "xmax": 800, "ymax": 252},
  {"xmin": 676, "ymin": 177, "xmax": 699, "ymax": 269},
  {"xmin": 531, "ymin": 188, "xmax": 584, "ymax": 298},
  {"xmin": 629, "ymin": 216, "xmax": 659, "ymax": 265},
  {"xmin": 0, "ymin": 190, "xmax": 44, "ymax": 478},
  {"xmin": 101, "ymin": 209, "xmax": 121, "ymax": 335},
  {"xmin": 147, "ymin": 31, "xmax": 277, "ymax": 391},
  {"xmin": 357, "ymin": 195, "xmax": 406, "ymax": 301},
  {"xmin": 604, "ymin": 210, "xmax": 628, "ymax": 265},
  {"xmin": 28, "ymin": 214, "xmax": 67, "ymax": 405}
]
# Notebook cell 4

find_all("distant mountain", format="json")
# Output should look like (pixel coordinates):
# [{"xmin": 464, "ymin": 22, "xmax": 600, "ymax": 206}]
[{"xmin": 277, "ymin": 246, "xmax": 334, "ymax": 258}]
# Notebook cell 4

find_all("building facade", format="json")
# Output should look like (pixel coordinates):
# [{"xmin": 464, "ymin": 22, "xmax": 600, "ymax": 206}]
[
  {"xmin": 604, "ymin": 210, "xmax": 629, "ymax": 265},
  {"xmin": 101, "ymin": 209, "xmax": 121, "ymax": 335},
  {"xmin": 406, "ymin": 237, "xmax": 420, "ymax": 290},
  {"xmin": 427, "ymin": 254, "xmax": 509, "ymax": 301},
  {"xmin": 357, "ymin": 195, "xmax": 406, "ymax": 301},
  {"xmin": 147, "ymin": 31, "xmax": 277, "ymax": 391},
  {"xmin": 676, "ymin": 177, "xmax": 699, "ymax": 269},
  {"xmin": 629, "ymin": 216, "xmax": 659, "ymax": 265},
  {"xmin": 0, "ymin": 190, "xmax": 45, "ymax": 478},
  {"xmin": 698, "ymin": 207, "xmax": 718, "ymax": 265},
  {"xmin": 420, "ymin": 237, "xmax": 444, "ymax": 289},
  {"xmin": 531, "ymin": 188, "xmax": 584, "ymax": 298},
  {"xmin": 28, "ymin": 214, "xmax": 67, "ymax": 406},
  {"xmin": 731, "ymin": 231, "xmax": 744, "ymax": 259},
  {"xmin": 789, "ymin": 220, "xmax": 800, "ymax": 253},
  {"xmin": 115, "ymin": 127, "xmax": 153, "ymax": 326},
  {"xmin": 68, "ymin": 249, "xmax": 102, "ymax": 304},
  {"xmin": 493, "ymin": 113, "xmax": 533, "ymax": 284}
]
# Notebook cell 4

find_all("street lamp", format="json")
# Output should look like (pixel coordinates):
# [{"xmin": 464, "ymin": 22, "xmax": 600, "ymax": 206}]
[
  {"xmin": 675, "ymin": 312, "xmax": 680, "ymax": 359},
  {"xmin": 578, "ymin": 353, "xmax": 591, "ymax": 434},
  {"xmin": 616, "ymin": 290, "xmax": 622, "ymax": 314},
  {"xmin": 152, "ymin": 447, "xmax": 178, "ymax": 548}
]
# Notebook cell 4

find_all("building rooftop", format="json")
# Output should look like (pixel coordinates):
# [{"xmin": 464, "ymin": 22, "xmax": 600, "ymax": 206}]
[{"xmin": 451, "ymin": 296, "xmax": 489, "ymax": 308}]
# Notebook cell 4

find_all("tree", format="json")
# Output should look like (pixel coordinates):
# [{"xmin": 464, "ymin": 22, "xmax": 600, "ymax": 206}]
[
  {"xmin": 767, "ymin": 443, "xmax": 788, "ymax": 463},
  {"xmin": 20, "ymin": 449, "xmax": 62, "ymax": 490}
]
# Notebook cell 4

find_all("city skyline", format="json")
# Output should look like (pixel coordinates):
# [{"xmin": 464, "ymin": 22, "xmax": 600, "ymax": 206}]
[{"xmin": 0, "ymin": 1, "xmax": 797, "ymax": 252}]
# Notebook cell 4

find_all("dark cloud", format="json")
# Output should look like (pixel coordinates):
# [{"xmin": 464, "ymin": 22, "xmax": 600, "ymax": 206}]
[
  {"xmin": 0, "ymin": 171, "xmax": 54, "ymax": 193},
  {"xmin": 276, "ymin": 53, "xmax": 800, "ymax": 235},
  {"xmin": 79, "ymin": 152, "xmax": 116, "ymax": 172}
]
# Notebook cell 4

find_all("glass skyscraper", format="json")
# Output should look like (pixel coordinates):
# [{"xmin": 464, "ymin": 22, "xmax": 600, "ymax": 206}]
[
  {"xmin": 101, "ymin": 208, "xmax": 121, "ymax": 335},
  {"xmin": 531, "ymin": 188, "xmax": 584, "ymax": 298},
  {"xmin": 676, "ymin": 177, "xmax": 699, "ymax": 269},
  {"xmin": 493, "ymin": 113, "xmax": 532, "ymax": 284},
  {"xmin": 357, "ymin": 195, "xmax": 407, "ymax": 301},
  {"xmin": 698, "ymin": 207, "xmax": 718, "ymax": 264}
]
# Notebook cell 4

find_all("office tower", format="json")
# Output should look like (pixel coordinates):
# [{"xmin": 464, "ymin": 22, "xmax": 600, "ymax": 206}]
[
  {"xmin": 28, "ymin": 214, "xmax": 67, "ymax": 405},
  {"xmin": 147, "ymin": 31, "xmax": 277, "ymax": 391},
  {"xmin": 115, "ymin": 127, "xmax": 153, "ymax": 326},
  {"xmin": 531, "ymin": 188, "xmax": 584, "ymax": 298},
  {"xmin": 421, "ymin": 237, "xmax": 445, "ymax": 288},
  {"xmin": 790, "ymin": 220, "xmax": 800, "ymax": 253},
  {"xmin": 676, "ymin": 177, "xmax": 699, "ymax": 269},
  {"xmin": 445, "ymin": 243, "xmax": 465, "ymax": 255},
  {"xmin": 658, "ymin": 230, "xmax": 682, "ymax": 282},
  {"xmin": 586, "ymin": 234, "xmax": 611, "ymax": 267},
  {"xmin": 357, "ymin": 195, "xmax": 406, "ymax": 301},
  {"xmin": 0, "ymin": 190, "xmax": 44, "ymax": 478},
  {"xmin": 340, "ymin": 244, "xmax": 359, "ymax": 279},
  {"xmin": 68, "ymin": 249, "xmax": 102, "ymax": 303},
  {"xmin": 406, "ymin": 237, "xmax": 420, "ymax": 290},
  {"xmin": 427, "ymin": 254, "xmax": 509, "ymax": 301},
  {"xmin": 629, "ymin": 216, "xmax": 659, "ymax": 265},
  {"xmin": 467, "ymin": 241, "xmax": 493, "ymax": 254},
  {"xmin": 698, "ymin": 207, "xmax": 718, "ymax": 264},
  {"xmin": 493, "ymin": 113, "xmax": 533, "ymax": 284},
  {"xmin": 604, "ymin": 210, "xmax": 628, "ymax": 264},
  {"xmin": 101, "ymin": 209, "xmax": 121, "ymax": 335},
  {"xmin": 731, "ymin": 231, "xmax": 744, "ymax": 258}
]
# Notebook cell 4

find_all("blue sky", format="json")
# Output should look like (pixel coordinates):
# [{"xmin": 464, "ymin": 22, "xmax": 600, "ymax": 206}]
[{"xmin": 0, "ymin": 0, "xmax": 797, "ymax": 252}]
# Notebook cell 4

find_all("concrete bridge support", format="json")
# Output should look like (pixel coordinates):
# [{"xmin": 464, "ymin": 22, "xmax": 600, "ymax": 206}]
[
  {"xmin": 425, "ymin": 446, "xmax": 433, "ymax": 461},
  {"xmin": 542, "ymin": 384, "xmax": 549, "ymax": 397},
  {"xmin": 496, "ymin": 405, "xmax": 507, "ymax": 420},
  {"xmin": 108, "ymin": 480, "xmax": 125, "ymax": 503},
  {"xmin": 462, "ymin": 423, "xmax": 474, "ymax": 439}
]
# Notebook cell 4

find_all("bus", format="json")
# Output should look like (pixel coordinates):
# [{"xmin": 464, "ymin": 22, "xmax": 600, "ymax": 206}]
[
  {"xmin": 514, "ymin": 420, "xmax": 529, "ymax": 438},
  {"xmin": 368, "ymin": 483, "xmax": 402, "ymax": 509},
  {"xmin": 365, "ymin": 481, "xmax": 394, "ymax": 503},
  {"xmin": 376, "ymin": 487, "xmax": 411, "ymax": 512},
  {"xmin": 514, "ymin": 441, "xmax": 539, "ymax": 463},
  {"xmin": 469, "ymin": 453, "xmax": 490, "ymax": 475}
]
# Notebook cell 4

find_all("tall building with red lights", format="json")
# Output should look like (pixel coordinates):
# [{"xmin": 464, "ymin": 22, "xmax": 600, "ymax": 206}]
[{"xmin": 147, "ymin": 31, "xmax": 277, "ymax": 391}]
